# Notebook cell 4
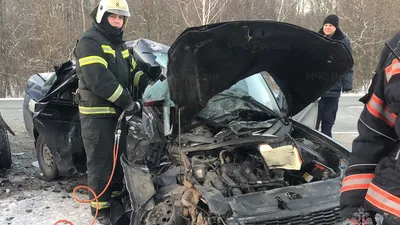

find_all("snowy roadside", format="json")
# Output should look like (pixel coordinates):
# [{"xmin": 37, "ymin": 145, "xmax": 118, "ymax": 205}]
[
  {"xmin": 0, "ymin": 111, "xmax": 101, "ymax": 225},
  {"xmin": 0, "ymin": 190, "xmax": 102, "ymax": 225},
  {"xmin": 340, "ymin": 92, "xmax": 365, "ymax": 97},
  {"xmin": 0, "ymin": 98, "xmax": 24, "ymax": 100}
]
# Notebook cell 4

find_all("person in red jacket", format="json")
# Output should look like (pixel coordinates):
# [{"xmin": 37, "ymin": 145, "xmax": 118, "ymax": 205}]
[{"xmin": 339, "ymin": 31, "xmax": 400, "ymax": 225}]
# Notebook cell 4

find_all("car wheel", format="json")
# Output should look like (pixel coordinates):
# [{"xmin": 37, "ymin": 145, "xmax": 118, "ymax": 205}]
[
  {"xmin": 144, "ymin": 196, "xmax": 187, "ymax": 225},
  {"xmin": 36, "ymin": 135, "xmax": 59, "ymax": 181},
  {"xmin": 0, "ymin": 127, "xmax": 12, "ymax": 169}
]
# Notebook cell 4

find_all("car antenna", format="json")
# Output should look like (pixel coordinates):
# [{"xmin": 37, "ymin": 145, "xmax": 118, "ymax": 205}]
[{"xmin": 385, "ymin": 43, "xmax": 400, "ymax": 62}]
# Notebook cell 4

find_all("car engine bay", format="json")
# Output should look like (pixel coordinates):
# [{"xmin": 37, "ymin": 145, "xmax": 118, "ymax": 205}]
[
  {"xmin": 173, "ymin": 123, "xmax": 343, "ymax": 198},
  {"xmin": 122, "ymin": 107, "xmax": 349, "ymax": 224},
  {"xmin": 192, "ymin": 144, "xmax": 339, "ymax": 197}
]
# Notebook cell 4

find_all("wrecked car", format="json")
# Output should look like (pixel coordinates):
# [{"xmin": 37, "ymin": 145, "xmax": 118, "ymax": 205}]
[
  {"xmin": 0, "ymin": 112, "xmax": 14, "ymax": 169},
  {"xmin": 23, "ymin": 20, "xmax": 354, "ymax": 224},
  {"xmin": 23, "ymin": 61, "xmax": 84, "ymax": 181},
  {"xmin": 118, "ymin": 21, "xmax": 354, "ymax": 225}
]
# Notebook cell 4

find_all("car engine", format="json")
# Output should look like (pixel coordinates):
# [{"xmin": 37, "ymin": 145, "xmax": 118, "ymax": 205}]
[
  {"xmin": 186, "ymin": 141, "xmax": 340, "ymax": 198},
  {"xmin": 191, "ymin": 148, "xmax": 290, "ymax": 197}
]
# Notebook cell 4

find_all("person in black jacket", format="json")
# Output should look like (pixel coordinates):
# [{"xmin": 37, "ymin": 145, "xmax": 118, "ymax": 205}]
[
  {"xmin": 338, "ymin": 31, "xmax": 400, "ymax": 225},
  {"xmin": 315, "ymin": 14, "xmax": 354, "ymax": 137},
  {"xmin": 74, "ymin": 0, "xmax": 155, "ymax": 224}
]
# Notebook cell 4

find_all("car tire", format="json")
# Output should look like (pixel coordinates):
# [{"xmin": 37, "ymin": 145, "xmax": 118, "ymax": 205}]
[
  {"xmin": 144, "ymin": 195, "xmax": 187, "ymax": 225},
  {"xmin": 36, "ymin": 135, "xmax": 59, "ymax": 181},
  {"xmin": 0, "ymin": 126, "xmax": 12, "ymax": 169}
]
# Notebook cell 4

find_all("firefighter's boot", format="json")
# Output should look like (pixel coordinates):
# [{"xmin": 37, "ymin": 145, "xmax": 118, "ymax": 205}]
[{"xmin": 91, "ymin": 206, "xmax": 111, "ymax": 225}]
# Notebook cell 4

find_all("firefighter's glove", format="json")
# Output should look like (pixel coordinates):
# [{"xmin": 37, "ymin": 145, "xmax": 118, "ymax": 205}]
[{"xmin": 125, "ymin": 101, "xmax": 142, "ymax": 114}]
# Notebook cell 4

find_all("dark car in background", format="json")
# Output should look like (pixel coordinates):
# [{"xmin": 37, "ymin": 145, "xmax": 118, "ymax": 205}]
[{"xmin": 23, "ymin": 20, "xmax": 354, "ymax": 224}]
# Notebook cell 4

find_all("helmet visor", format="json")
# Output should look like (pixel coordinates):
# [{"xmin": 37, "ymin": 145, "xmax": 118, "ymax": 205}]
[{"xmin": 106, "ymin": 8, "xmax": 131, "ymax": 17}]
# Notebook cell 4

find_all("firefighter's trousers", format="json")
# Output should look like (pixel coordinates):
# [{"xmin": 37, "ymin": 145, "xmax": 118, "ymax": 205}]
[{"xmin": 80, "ymin": 116, "xmax": 127, "ymax": 209}]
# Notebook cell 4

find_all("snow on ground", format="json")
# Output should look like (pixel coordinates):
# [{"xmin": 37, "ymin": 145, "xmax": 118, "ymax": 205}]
[
  {"xmin": 0, "ymin": 113, "xmax": 102, "ymax": 225},
  {"xmin": 0, "ymin": 98, "xmax": 24, "ymax": 100},
  {"xmin": 1, "ymin": 190, "xmax": 102, "ymax": 225},
  {"xmin": 340, "ymin": 92, "xmax": 366, "ymax": 97}
]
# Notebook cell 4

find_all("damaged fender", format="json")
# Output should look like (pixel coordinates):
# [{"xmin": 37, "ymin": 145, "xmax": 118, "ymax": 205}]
[{"xmin": 121, "ymin": 154, "xmax": 156, "ymax": 224}]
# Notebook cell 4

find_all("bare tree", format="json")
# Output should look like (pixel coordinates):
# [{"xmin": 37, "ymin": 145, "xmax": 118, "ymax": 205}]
[
  {"xmin": 0, "ymin": 0, "xmax": 398, "ymax": 97},
  {"xmin": 0, "ymin": 0, "xmax": 5, "ymax": 97},
  {"xmin": 276, "ymin": 0, "xmax": 302, "ymax": 22},
  {"xmin": 81, "ymin": 0, "xmax": 86, "ymax": 32},
  {"xmin": 175, "ymin": 0, "xmax": 229, "ymax": 26}
]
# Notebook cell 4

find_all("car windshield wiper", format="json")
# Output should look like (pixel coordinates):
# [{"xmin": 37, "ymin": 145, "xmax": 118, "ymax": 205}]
[
  {"xmin": 240, "ymin": 95, "xmax": 290, "ymax": 126},
  {"xmin": 36, "ymin": 73, "xmax": 46, "ymax": 82}
]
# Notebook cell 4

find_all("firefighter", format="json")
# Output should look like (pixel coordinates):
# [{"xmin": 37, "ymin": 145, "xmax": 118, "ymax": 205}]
[
  {"xmin": 74, "ymin": 0, "xmax": 155, "ymax": 223},
  {"xmin": 315, "ymin": 14, "xmax": 354, "ymax": 137},
  {"xmin": 339, "ymin": 31, "xmax": 400, "ymax": 225}
]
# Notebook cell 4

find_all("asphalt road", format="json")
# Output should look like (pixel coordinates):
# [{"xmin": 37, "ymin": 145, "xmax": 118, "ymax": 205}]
[
  {"xmin": 0, "ymin": 99, "xmax": 24, "ymax": 120},
  {"xmin": 333, "ymin": 94, "xmax": 364, "ymax": 133},
  {"xmin": 331, "ymin": 94, "xmax": 364, "ymax": 149},
  {"xmin": 0, "ymin": 95, "xmax": 364, "ymax": 149}
]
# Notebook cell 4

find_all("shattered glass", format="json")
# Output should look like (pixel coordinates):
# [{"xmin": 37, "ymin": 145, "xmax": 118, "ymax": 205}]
[
  {"xmin": 196, "ymin": 73, "xmax": 281, "ymax": 124},
  {"xmin": 142, "ymin": 51, "xmax": 283, "ymax": 120},
  {"xmin": 142, "ymin": 52, "xmax": 175, "ymax": 107}
]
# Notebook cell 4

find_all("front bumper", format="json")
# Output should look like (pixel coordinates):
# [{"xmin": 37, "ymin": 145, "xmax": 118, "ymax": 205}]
[{"xmin": 221, "ymin": 178, "xmax": 344, "ymax": 225}]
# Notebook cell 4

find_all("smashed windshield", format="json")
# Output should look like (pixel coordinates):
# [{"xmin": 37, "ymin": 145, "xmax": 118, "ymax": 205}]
[
  {"xmin": 142, "ymin": 52, "xmax": 175, "ymax": 107},
  {"xmin": 142, "ymin": 53, "xmax": 282, "ymax": 123},
  {"xmin": 196, "ymin": 73, "xmax": 281, "ymax": 123}
]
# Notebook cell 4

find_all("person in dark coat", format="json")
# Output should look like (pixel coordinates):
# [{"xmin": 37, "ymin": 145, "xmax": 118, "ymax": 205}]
[{"xmin": 315, "ymin": 14, "xmax": 354, "ymax": 137}]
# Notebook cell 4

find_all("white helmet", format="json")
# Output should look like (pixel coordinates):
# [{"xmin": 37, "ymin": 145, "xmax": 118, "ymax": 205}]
[{"xmin": 92, "ymin": 0, "xmax": 131, "ymax": 24}]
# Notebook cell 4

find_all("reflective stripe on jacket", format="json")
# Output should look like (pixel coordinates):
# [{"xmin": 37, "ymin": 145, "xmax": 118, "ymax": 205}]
[
  {"xmin": 339, "ymin": 32, "xmax": 400, "ymax": 223},
  {"xmin": 75, "ymin": 22, "xmax": 144, "ymax": 118}
]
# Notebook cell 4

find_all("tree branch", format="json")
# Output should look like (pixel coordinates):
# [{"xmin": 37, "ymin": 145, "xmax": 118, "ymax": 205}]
[
  {"xmin": 177, "ymin": 0, "xmax": 192, "ymax": 27},
  {"xmin": 80, "ymin": 0, "xmax": 86, "ymax": 32}
]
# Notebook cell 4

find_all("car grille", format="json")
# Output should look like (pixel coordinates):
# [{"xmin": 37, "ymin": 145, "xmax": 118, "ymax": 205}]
[{"xmin": 247, "ymin": 207, "xmax": 342, "ymax": 225}]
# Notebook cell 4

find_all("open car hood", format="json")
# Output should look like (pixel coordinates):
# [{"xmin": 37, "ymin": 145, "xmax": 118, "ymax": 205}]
[{"xmin": 167, "ymin": 20, "xmax": 354, "ymax": 126}]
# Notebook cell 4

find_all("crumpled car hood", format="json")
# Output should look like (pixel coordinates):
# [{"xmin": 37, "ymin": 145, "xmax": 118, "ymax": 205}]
[{"xmin": 166, "ymin": 20, "xmax": 354, "ymax": 126}]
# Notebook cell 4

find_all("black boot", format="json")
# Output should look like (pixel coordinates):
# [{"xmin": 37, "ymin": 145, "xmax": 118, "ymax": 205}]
[{"xmin": 91, "ymin": 207, "xmax": 111, "ymax": 225}]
